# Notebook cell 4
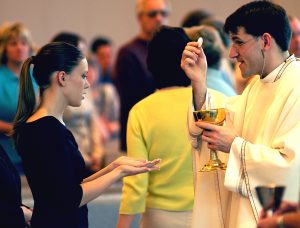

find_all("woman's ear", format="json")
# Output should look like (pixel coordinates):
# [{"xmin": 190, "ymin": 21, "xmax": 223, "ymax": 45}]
[{"xmin": 57, "ymin": 71, "xmax": 67, "ymax": 86}]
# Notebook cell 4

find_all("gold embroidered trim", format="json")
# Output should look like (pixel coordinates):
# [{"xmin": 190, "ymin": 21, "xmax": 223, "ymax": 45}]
[{"xmin": 241, "ymin": 140, "xmax": 259, "ymax": 222}]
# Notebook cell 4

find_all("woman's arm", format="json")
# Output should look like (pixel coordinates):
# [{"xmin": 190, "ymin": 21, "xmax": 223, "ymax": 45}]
[{"xmin": 80, "ymin": 160, "xmax": 159, "ymax": 206}]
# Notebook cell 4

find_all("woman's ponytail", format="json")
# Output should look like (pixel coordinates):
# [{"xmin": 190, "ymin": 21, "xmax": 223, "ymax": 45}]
[{"xmin": 13, "ymin": 56, "xmax": 36, "ymax": 146}]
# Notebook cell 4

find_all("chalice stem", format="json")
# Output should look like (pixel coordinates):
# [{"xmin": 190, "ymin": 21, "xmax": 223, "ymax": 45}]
[{"xmin": 210, "ymin": 150, "xmax": 219, "ymax": 161}]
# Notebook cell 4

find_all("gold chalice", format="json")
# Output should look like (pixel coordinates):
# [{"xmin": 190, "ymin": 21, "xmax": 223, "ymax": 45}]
[{"xmin": 193, "ymin": 108, "xmax": 227, "ymax": 172}]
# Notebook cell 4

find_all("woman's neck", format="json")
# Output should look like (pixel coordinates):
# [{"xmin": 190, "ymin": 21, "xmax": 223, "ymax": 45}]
[{"xmin": 28, "ymin": 88, "xmax": 66, "ymax": 125}]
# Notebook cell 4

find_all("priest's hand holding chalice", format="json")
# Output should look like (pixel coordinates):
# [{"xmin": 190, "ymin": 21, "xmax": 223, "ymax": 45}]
[
  {"xmin": 181, "ymin": 36, "xmax": 237, "ymax": 172},
  {"xmin": 193, "ymin": 108, "xmax": 227, "ymax": 171}
]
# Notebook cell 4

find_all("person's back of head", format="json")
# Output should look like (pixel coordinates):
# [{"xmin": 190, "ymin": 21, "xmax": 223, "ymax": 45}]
[
  {"xmin": 0, "ymin": 22, "xmax": 34, "ymax": 66},
  {"xmin": 181, "ymin": 9, "xmax": 213, "ymax": 28},
  {"xmin": 13, "ymin": 42, "xmax": 85, "ymax": 145},
  {"xmin": 51, "ymin": 31, "xmax": 87, "ymax": 55},
  {"xmin": 224, "ymin": 0, "xmax": 291, "ymax": 52},
  {"xmin": 202, "ymin": 18, "xmax": 230, "ymax": 48},
  {"xmin": 147, "ymin": 26, "xmax": 190, "ymax": 89},
  {"xmin": 184, "ymin": 25, "xmax": 224, "ymax": 69}
]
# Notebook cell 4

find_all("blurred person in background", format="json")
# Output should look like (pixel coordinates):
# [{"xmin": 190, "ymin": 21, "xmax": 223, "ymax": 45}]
[
  {"xmin": 90, "ymin": 37, "xmax": 114, "ymax": 84},
  {"xmin": 181, "ymin": 9, "xmax": 213, "ymax": 28},
  {"xmin": 86, "ymin": 58, "xmax": 120, "ymax": 146},
  {"xmin": 0, "ymin": 22, "xmax": 36, "ymax": 174},
  {"xmin": 181, "ymin": 10, "xmax": 236, "ymax": 93},
  {"xmin": 51, "ymin": 31, "xmax": 88, "ymax": 56},
  {"xmin": 289, "ymin": 15, "xmax": 300, "ymax": 58},
  {"xmin": 113, "ymin": 0, "xmax": 170, "ymax": 153},
  {"xmin": 90, "ymin": 37, "xmax": 120, "ymax": 143}
]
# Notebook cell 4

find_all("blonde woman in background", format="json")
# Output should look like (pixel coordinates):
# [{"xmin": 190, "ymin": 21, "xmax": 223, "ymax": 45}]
[{"xmin": 0, "ymin": 22, "xmax": 37, "ymax": 174}]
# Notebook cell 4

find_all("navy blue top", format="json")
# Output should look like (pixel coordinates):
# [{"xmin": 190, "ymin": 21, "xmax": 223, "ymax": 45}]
[
  {"xmin": 113, "ymin": 37, "xmax": 155, "ymax": 151},
  {"xmin": 0, "ymin": 145, "xmax": 26, "ymax": 227},
  {"xmin": 17, "ymin": 116, "xmax": 88, "ymax": 228}
]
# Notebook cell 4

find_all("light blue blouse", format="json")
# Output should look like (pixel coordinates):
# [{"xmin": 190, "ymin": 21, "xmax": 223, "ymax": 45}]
[{"xmin": 0, "ymin": 66, "xmax": 37, "ymax": 173}]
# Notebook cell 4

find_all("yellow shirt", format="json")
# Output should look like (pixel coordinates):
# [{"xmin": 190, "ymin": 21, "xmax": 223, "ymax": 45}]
[{"xmin": 119, "ymin": 87, "xmax": 194, "ymax": 214}]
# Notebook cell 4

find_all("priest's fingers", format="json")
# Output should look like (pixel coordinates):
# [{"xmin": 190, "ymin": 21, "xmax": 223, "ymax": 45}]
[
  {"xmin": 196, "ymin": 121, "xmax": 218, "ymax": 131},
  {"xmin": 182, "ymin": 49, "xmax": 199, "ymax": 63}
]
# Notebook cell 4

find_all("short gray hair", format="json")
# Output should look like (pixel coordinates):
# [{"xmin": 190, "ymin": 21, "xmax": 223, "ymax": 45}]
[{"xmin": 136, "ymin": 0, "xmax": 171, "ymax": 15}]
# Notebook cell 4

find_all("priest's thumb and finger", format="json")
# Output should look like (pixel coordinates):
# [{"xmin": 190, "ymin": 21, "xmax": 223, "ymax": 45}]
[{"xmin": 181, "ymin": 42, "xmax": 207, "ymax": 83}]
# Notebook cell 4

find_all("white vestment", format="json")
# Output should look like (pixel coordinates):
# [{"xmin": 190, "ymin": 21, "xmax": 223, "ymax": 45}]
[
  {"xmin": 190, "ymin": 55, "xmax": 300, "ymax": 228},
  {"xmin": 189, "ymin": 89, "xmax": 232, "ymax": 228}
]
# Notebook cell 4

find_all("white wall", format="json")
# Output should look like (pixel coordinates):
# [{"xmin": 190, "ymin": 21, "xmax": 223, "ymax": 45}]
[{"xmin": 0, "ymin": 0, "xmax": 299, "ymax": 50}]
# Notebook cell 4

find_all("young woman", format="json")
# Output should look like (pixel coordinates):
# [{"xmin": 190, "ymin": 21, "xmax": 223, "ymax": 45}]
[{"xmin": 13, "ymin": 42, "xmax": 160, "ymax": 228}]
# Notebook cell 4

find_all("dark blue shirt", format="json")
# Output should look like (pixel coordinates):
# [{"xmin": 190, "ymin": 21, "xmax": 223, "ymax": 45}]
[{"xmin": 17, "ymin": 116, "xmax": 88, "ymax": 228}]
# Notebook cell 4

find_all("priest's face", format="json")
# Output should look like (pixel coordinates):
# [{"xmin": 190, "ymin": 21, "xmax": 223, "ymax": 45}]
[{"xmin": 228, "ymin": 27, "xmax": 264, "ymax": 78}]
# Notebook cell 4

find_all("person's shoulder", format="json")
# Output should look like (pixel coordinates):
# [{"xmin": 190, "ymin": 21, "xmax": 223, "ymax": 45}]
[
  {"xmin": 119, "ymin": 37, "xmax": 137, "ymax": 50},
  {"xmin": 0, "ymin": 65, "xmax": 8, "ymax": 72},
  {"xmin": 280, "ymin": 60, "xmax": 300, "ymax": 86},
  {"xmin": 118, "ymin": 37, "xmax": 146, "ymax": 54},
  {"xmin": 135, "ymin": 87, "xmax": 192, "ymax": 107},
  {"xmin": 0, "ymin": 66, "xmax": 10, "ymax": 79},
  {"xmin": 24, "ymin": 116, "xmax": 65, "ymax": 134}
]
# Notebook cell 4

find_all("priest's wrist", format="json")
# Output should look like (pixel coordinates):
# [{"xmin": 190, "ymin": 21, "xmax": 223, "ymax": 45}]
[{"xmin": 277, "ymin": 215, "xmax": 285, "ymax": 228}]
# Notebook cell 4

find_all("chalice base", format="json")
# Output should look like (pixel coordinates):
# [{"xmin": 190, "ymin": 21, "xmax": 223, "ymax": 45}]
[{"xmin": 200, "ymin": 159, "xmax": 227, "ymax": 172}]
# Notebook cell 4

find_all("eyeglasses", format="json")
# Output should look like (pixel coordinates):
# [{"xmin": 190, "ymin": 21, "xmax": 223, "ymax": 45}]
[
  {"xmin": 146, "ymin": 10, "xmax": 169, "ymax": 18},
  {"xmin": 231, "ymin": 37, "xmax": 257, "ymax": 50}
]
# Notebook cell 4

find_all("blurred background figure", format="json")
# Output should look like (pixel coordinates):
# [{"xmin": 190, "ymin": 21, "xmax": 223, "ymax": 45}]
[
  {"xmin": 289, "ymin": 15, "xmax": 300, "ymax": 58},
  {"xmin": 86, "ymin": 57, "xmax": 120, "ymax": 165},
  {"xmin": 113, "ymin": 0, "xmax": 171, "ymax": 153},
  {"xmin": 51, "ymin": 31, "xmax": 88, "ymax": 56},
  {"xmin": 90, "ymin": 36, "xmax": 120, "ymax": 144},
  {"xmin": 0, "ymin": 144, "xmax": 32, "ymax": 227},
  {"xmin": 91, "ymin": 37, "xmax": 114, "ymax": 84},
  {"xmin": 185, "ymin": 25, "xmax": 236, "ymax": 96},
  {"xmin": 0, "ymin": 22, "xmax": 36, "ymax": 174},
  {"xmin": 117, "ymin": 26, "xmax": 193, "ymax": 228},
  {"xmin": 181, "ymin": 9, "xmax": 236, "ymax": 93},
  {"xmin": 51, "ymin": 32, "xmax": 104, "ymax": 174},
  {"xmin": 201, "ymin": 18, "xmax": 236, "ymax": 88},
  {"xmin": 181, "ymin": 9, "xmax": 213, "ymax": 28}
]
